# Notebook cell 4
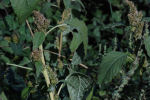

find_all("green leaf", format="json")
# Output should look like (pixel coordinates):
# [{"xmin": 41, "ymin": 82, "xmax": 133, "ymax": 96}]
[
  {"xmin": 144, "ymin": 36, "xmax": 150, "ymax": 57},
  {"xmin": 142, "ymin": 17, "xmax": 150, "ymax": 22},
  {"xmin": 98, "ymin": 51, "xmax": 127, "ymax": 85},
  {"xmin": 99, "ymin": 91, "xmax": 106, "ymax": 97},
  {"xmin": 0, "ymin": 91, "xmax": 8, "ymax": 100},
  {"xmin": 86, "ymin": 88, "xmax": 94, "ymax": 100},
  {"xmin": 76, "ymin": 0, "xmax": 85, "ymax": 9},
  {"xmin": 63, "ymin": 0, "xmax": 84, "ymax": 11},
  {"xmin": 63, "ymin": 0, "xmax": 71, "ymax": 9},
  {"xmin": 66, "ymin": 73, "xmax": 92, "ymax": 100},
  {"xmin": 19, "ymin": 57, "xmax": 31, "ymax": 66},
  {"xmin": 103, "ymin": 23, "xmax": 124, "ymax": 29},
  {"xmin": 21, "ymin": 87, "xmax": 30, "ymax": 100},
  {"xmin": 0, "ymin": 0, "xmax": 10, "ymax": 9},
  {"xmin": 70, "ymin": 33, "xmax": 82, "ymax": 53},
  {"xmin": 41, "ymin": 2, "xmax": 52, "ymax": 18},
  {"xmin": 10, "ymin": 43, "xmax": 23, "ymax": 55},
  {"xmin": 10, "ymin": 0, "xmax": 40, "ymax": 22},
  {"xmin": 33, "ymin": 32, "xmax": 45, "ymax": 50},
  {"xmin": 112, "ymin": 11, "xmax": 122, "ymax": 22},
  {"xmin": 114, "ymin": 28, "xmax": 123, "ymax": 35},
  {"xmin": 0, "ymin": 40, "xmax": 13, "ymax": 54},
  {"xmin": 0, "ymin": 55, "xmax": 11, "ymax": 63},
  {"xmin": 68, "ymin": 18, "xmax": 88, "ymax": 54},
  {"xmin": 108, "ymin": 0, "xmax": 121, "ymax": 7},
  {"xmin": 5, "ymin": 15, "xmax": 18, "ymax": 30},
  {"xmin": 35, "ymin": 61, "xmax": 43, "ymax": 78},
  {"xmin": 71, "ymin": 52, "xmax": 82, "ymax": 65},
  {"xmin": 44, "ymin": 51, "xmax": 50, "ymax": 62}
]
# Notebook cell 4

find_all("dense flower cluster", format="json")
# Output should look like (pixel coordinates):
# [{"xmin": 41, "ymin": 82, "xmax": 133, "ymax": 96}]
[
  {"xmin": 33, "ymin": 11, "xmax": 50, "ymax": 32},
  {"xmin": 125, "ymin": 0, "xmax": 144, "ymax": 40}
]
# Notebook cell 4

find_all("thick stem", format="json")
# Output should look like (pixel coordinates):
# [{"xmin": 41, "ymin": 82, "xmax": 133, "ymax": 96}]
[
  {"xmin": 39, "ymin": 45, "xmax": 55, "ymax": 100},
  {"xmin": 26, "ymin": 18, "xmax": 55, "ymax": 100}
]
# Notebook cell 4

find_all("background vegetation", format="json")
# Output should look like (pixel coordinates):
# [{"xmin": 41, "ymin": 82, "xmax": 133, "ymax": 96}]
[{"xmin": 0, "ymin": 0, "xmax": 150, "ymax": 100}]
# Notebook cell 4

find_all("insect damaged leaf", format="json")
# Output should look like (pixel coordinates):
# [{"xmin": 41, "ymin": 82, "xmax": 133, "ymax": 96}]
[{"xmin": 67, "ymin": 18, "xmax": 88, "ymax": 55}]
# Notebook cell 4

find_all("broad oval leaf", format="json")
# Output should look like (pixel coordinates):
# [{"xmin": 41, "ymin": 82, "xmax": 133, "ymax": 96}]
[
  {"xmin": 98, "ymin": 51, "xmax": 127, "ymax": 85},
  {"xmin": 67, "ymin": 18, "xmax": 88, "ymax": 55},
  {"xmin": 33, "ymin": 32, "xmax": 45, "ymax": 50},
  {"xmin": 10, "ymin": 0, "xmax": 40, "ymax": 22},
  {"xmin": 144, "ymin": 36, "xmax": 150, "ymax": 57},
  {"xmin": 66, "ymin": 73, "xmax": 92, "ymax": 100}
]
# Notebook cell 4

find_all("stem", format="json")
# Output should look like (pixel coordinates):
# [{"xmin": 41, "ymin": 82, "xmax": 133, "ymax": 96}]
[
  {"xmin": 46, "ymin": 24, "xmax": 67, "ymax": 35},
  {"xmin": 57, "ymin": 84, "xmax": 64, "ymax": 95},
  {"xmin": 6, "ymin": 63, "xmax": 33, "ymax": 70},
  {"xmin": 26, "ymin": 20, "xmax": 34, "ymax": 37},
  {"xmin": 26, "ymin": 18, "xmax": 55, "ymax": 100},
  {"xmin": 39, "ymin": 45, "xmax": 45, "ymax": 65},
  {"xmin": 39, "ymin": 45, "xmax": 55, "ymax": 100},
  {"xmin": 44, "ymin": 50, "xmax": 88, "ymax": 69},
  {"xmin": 59, "ymin": 32, "xmax": 63, "ymax": 58},
  {"xmin": 44, "ymin": 50, "xmax": 66, "ymax": 58},
  {"xmin": 69, "ymin": 59, "xmax": 88, "ymax": 69}
]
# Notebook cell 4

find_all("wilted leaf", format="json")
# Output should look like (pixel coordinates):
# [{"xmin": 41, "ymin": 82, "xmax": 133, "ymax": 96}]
[
  {"xmin": 66, "ymin": 73, "xmax": 92, "ymax": 100},
  {"xmin": 33, "ymin": 32, "xmax": 45, "ymax": 50},
  {"xmin": 10, "ymin": 0, "xmax": 40, "ymax": 22},
  {"xmin": 98, "ymin": 51, "xmax": 127, "ymax": 85}
]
